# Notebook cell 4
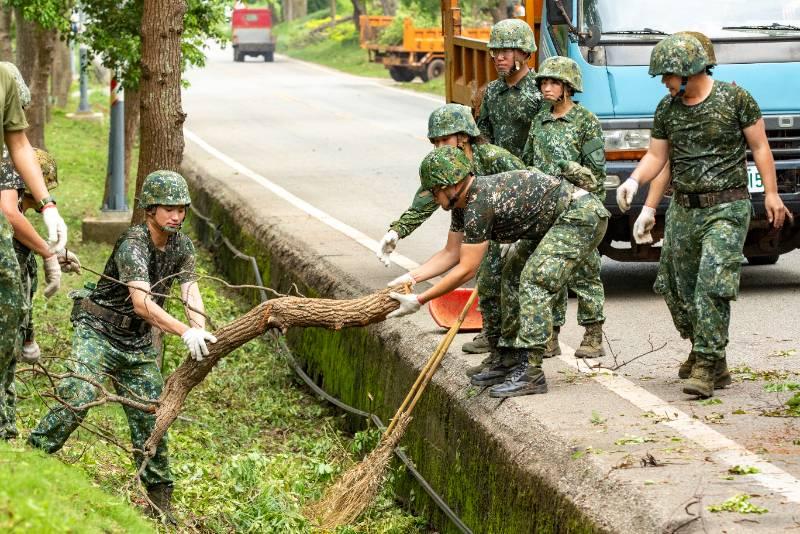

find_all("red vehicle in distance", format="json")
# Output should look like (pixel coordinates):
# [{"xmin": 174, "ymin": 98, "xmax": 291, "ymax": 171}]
[{"xmin": 232, "ymin": 7, "xmax": 276, "ymax": 62}]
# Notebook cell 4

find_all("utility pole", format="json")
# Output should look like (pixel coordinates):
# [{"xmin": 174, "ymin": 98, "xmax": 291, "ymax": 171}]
[{"xmin": 103, "ymin": 77, "xmax": 128, "ymax": 212}]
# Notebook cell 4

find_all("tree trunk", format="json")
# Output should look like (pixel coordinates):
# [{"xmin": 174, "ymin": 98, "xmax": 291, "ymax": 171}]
[
  {"xmin": 133, "ymin": 0, "xmax": 187, "ymax": 225},
  {"xmin": 0, "ymin": 7, "xmax": 13, "ymax": 61},
  {"xmin": 350, "ymin": 0, "xmax": 365, "ymax": 30},
  {"xmin": 491, "ymin": 0, "xmax": 509, "ymax": 23},
  {"xmin": 124, "ymin": 87, "xmax": 140, "ymax": 199},
  {"xmin": 51, "ymin": 35, "xmax": 72, "ymax": 109},
  {"xmin": 378, "ymin": 0, "xmax": 396, "ymax": 16},
  {"xmin": 144, "ymin": 286, "xmax": 407, "ymax": 457},
  {"xmin": 17, "ymin": 14, "xmax": 56, "ymax": 150},
  {"xmin": 282, "ymin": 0, "xmax": 307, "ymax": 22}
]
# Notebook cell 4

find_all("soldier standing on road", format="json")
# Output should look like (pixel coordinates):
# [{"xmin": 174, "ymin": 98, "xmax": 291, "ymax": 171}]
[
  {"xmin": 616, "ymin": 34, "xmax": 789, "ymax": 399},
  {"xmin": 387, "ymin": 146, "xmax": 609, "ymax": 397},
  {"xmin": 522, "ymin": 56, "xmax": 608, "ymax": 360},
  {"xmin": 29, "ymin": 171, "xmax": 217, "ymax": 521},
  {"xmin": 376, "ymin": 103, "xmax": 526, "ymax": 366},
  {"xmin": 0, "ymin": 149, "xmax": 79, "ymax": 440},
  {"xmin": 0, "ymin": 62, "xmax": 69, "ymax": 441},
  {"xmin": 477, "ymin": 18, "xmax": 543, "ymax": 159}
]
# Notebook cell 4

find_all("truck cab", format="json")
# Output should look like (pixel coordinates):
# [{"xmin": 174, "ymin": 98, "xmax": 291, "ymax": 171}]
[
  {"xmin": 442, "ymin": 0, "xmax": 800, "ymax": 263},
  {"xmin": 232, "ymin": 7, "xmax": 276, "ymax": 62}
]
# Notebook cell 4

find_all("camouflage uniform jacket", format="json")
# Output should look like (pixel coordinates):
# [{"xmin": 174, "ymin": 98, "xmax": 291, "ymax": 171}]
[
  {"xmin": 389, "ymin": 143, "xmax": 525, "ymax": 238},
  {"xmin": 0, "ymin": 149, "xmax": 23, "ymax": 194},
  {"xmin": 652, "ymin": 80, "xmax": 762, "ymax": 193},
  {"xmin": 477, "ymin": 70, "xmax": 544, "ymax": 158},
  {"xmin": 522, "ymin": 103, "xmax": 606, "ymax": 194},
  {"xmin": 450, "ymin": 169, "xmax": 571, "ymax": 244},
  {"xmin": 75, "ymin": 224, "xmax": 197, "ymax": 351}
]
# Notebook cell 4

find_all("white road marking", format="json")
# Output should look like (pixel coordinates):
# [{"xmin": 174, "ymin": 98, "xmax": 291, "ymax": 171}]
[
  {"xmin": 186, "ymin": 127, "xmax": 800, "ymax": 504},
  {"xmin": 559, "ymin": 350, "xmax": 800, "ymax": 502}
]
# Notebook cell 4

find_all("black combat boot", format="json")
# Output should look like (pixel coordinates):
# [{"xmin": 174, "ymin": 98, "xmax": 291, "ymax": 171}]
[
  {"xmin": 543, "ymin": 326, "xmax": 561, "ymax": 358},
  {"xmin": 470, "ymin": 348, "xmax": 518, "ymax": 386},
  {"xmin": 489, "ymin": 351, "xmax": 548, "ymax": 398},
  {"xmin": 147, "ymin": 483, "xmax": 177, "ymax": 525},
  {"xmin": 465, "ymin": 336, "xmax": 500, "ymax": 377}
]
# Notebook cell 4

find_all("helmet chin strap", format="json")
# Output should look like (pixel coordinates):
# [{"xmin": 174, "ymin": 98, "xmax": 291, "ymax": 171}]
[{"xmin": 677, "ymin": 76, "xmax": 689, "ymax": 97}]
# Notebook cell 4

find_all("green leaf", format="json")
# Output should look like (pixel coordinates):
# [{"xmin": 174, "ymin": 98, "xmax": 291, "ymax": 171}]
[{"xmin": 707, "ymin": 494, "xmax": 768, "ymax": 514}]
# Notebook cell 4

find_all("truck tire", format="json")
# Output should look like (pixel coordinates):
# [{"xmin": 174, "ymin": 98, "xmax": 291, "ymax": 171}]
[
  {"xmin": 424, "ymin": 59, "xmax": 446, "ymax": 82},
  {"xmin": 746, "ymin": 254, "xmax": 780, "ymax": 266},
  {"xmin": 233, "ymin": 48, "xmax": 244, "ymax": 62},
  {"xmin": 389, "ymin": 66, "xmax": 416, "ymax": 83},
  {"xmin": 264, "ymin": 51, "xmax": 274, "ymax": 62}
]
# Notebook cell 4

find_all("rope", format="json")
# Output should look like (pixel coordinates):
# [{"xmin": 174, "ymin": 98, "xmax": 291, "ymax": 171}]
[{"xmin": 188, "ymin": 205, "xmax": 472, "ymax": 534}]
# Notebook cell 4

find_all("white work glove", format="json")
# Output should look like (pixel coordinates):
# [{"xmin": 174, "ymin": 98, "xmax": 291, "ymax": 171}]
[
  {"xmin": 57, "ymin": 249, "xmax": 81, "ymax": 274},
  {"xmin": 42, "ymin": 255, "xmax": 61, "ymax": 298},
  {"xmin": 19, "ymin": 341, "xmax": 41, "ymax": 364},
  {"xmin": 387, "ymin": 292, "xmax": 421, "ymax": 319},
  {"xmin": 633, "ymin": 206, "xmax": 656, "ymax": 245},
  {"xmin": 42, "ymin": 207, "xmax": 68, "ymax": 253},
  {"xmin": 181, "ymin": 328, "xmax": 218, "ymax": 361},
  {"xmin": 616, "ymin": 177, "xmax": 639, "ymax": 213},
  {"xmin": 387, "ymin": 272, "xmax": 416, "ymax": 288},
  {"xmin": 377, "ymin": 230, "xmax": 399, "ymax": 267}
]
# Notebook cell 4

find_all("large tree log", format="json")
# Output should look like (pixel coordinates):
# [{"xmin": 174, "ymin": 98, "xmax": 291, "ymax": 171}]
[{"xmin": 144, "ymin": 287, "xmax": 406, "ymax": 456}]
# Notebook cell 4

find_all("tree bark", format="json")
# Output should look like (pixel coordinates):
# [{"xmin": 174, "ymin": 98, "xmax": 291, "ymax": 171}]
[
  {"xmin": 350, "ymin": 0, "xmax": 365, "ymax": 30},
  {"xmin": 51, "ymin": 35, "xmax": 72, "ymax": 109},
  {"xmin": 0, "ymin": 7, "xmax": 13, "ymax": 61},
  {"xmin": 16, "ymin": 14, "xmax": 56, "ymax": 150},
  {"xmin": 132, "ymin": 0, "xmax": 187, "ymax": 225},
  {"xmin": 124, "ymin": 87, "xmax": 140, "ymax": 199},
  {"xmin": 378, "ymin": 0, "xmax": 397, "ymax": 16},
  {"xmin": 144, "ymin": 287, "xmax": 407, "ymax": 457},
  {"xmin": 14, "ymin": 7, "xmax": 36, "ymax": 86}
]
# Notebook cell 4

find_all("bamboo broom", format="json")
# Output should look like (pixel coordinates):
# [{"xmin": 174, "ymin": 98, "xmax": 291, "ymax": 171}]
[{"xmin": 304, "ymin": 287, "xmax": 480, "ymax": 529}]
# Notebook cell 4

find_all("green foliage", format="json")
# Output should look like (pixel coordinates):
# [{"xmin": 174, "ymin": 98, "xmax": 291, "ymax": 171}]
[
  {"xmin": 7, "ymin": 0, "xmax": 72, "ymax": 33},
  {"xmin": 79, "ymin": 0, "xmax": 228, "ymax": 89},
  {"xmin": 727, "ymin": 465, "xmax": 760, "ymax": 475},
  {"xmin": 376, "ymin": 7, "xmax": 439, "ymax": 47},
  {"xmin": 707, "ymin": 494, "xmax": 768, "ymax": 514},
  {"xmin": 614, "ymin": 435, "xmax": 655, "ymax": 446},
  {"xmin": 764, "ymin": 382, "xmax": 800, "ymax": 393},
  {"xmin": 698, "ymin": 397, "xmax": 723, "ymax": 406},
  {"xmin": 0, "ymin": 442, "xmax": 154, "ymax": 533}
]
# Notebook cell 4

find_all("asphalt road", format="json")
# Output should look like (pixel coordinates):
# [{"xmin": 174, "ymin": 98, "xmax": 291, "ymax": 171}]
[{"xmin": 183, "ymin": 45, "xmax": 800, "ymax": 528}]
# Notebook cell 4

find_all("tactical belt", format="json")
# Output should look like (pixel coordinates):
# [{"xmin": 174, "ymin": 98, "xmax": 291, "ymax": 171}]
[
  {"xmin": 673, "ymin": 186, "xmax": 750, "ymax": 209},
  {"xmin": 80, "ymin": 298, "xmax": 150, "ymax": 335}
]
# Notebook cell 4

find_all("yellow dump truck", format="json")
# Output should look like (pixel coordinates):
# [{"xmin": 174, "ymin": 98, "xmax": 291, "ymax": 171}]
[{"xmin": 359, "ymin": 15, "xmax": 490, "ymax": 83}]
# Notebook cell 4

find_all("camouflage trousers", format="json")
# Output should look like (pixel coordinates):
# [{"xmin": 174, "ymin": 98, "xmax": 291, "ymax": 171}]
[
  {"xmin": 654, "ymin": 199, "xmax": 750, "ymax": 362},
  {"xmin": 497, "ymin": 194, "xmax": 609, "ymax": 358},
  {"xmin": 28, "ymin": 323, "xmax": 171, "ymax": 487},
  {"xmin": 551, "ymin": 248, "xmax": 605, "ymax": 327},
  {"xmin": 477, "ymin": 241, "xmax": 504, "ymax": 340},
  {"xmin": 0, "ymin": 214, "xmax": 24, "ymax": 440}
]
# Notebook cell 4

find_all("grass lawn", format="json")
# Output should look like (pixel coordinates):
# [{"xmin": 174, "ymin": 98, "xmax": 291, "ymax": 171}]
[{"xmin": 5, "ymin": 91, "xmax": 425, "ymax": 532}]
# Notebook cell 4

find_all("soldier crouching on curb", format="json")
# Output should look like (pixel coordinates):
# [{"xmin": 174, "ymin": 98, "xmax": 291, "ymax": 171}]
[
  {"xmin": 385, "ymin": 146, "xmax": 608, "ymax": 397},
  {"xmin": 28, "ymin": 171, "xmax": 217, "ymax": 522}
]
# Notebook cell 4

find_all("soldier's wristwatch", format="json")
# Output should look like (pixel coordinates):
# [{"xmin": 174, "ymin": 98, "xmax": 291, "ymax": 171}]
[{"xmin": 35, "ymin": 195, "xmax": 57, "ymax": 213}]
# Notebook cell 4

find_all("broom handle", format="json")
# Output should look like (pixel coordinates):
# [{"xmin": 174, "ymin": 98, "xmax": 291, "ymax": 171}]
[{"xmin": 385, "ymin": 287, "xmax": 480, "ymax": 437}]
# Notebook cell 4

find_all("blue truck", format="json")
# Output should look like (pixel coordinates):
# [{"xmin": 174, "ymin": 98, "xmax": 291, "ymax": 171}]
[{"xmin": 442, "ymin": 0, "xmax": 800, "ymax": 263}]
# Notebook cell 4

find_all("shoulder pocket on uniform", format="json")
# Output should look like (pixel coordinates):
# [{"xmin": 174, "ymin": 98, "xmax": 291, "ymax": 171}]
[{"xmin": 581, "ymin": 137, "xmax": 606, "ymax": 168}]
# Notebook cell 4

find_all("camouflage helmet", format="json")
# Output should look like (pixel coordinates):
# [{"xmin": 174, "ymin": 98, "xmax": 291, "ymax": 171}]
[
  {"xmin": 419, "ymin": 146, "xmax": 472, "ymax": 192},
  {"xmin": 0, "ymin": 62, "xmax": 31, "ymax": 109},
  {"xmin": 427, "ymin": 104, "xmax": 480, "ymax": 139},
  {"xmin": 30, "ymin": 148, "xmax": 58, "ymax": 193},
  {"xmin": 488, "ymin": 19, "xmax": 537, "ymax": 54},
  {"xmin": 535, "ymin": 56, "xmax": 583, "ymax": 92},
  {"xmin": 648, "ymin": 33, "xmax": 709, "ymax": 77},
  {"xmin": 675, "ymin": 31, "xmax": 716, "ymax": 66},
  {"xmin": 138, "ymin": 170, "xmax": 191, "ymax": 209}
]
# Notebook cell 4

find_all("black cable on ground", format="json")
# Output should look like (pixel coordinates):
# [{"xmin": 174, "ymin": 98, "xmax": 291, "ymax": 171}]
[{"xmin": 188, "ymin": 205, "xmax": 472, "ymax": 534}]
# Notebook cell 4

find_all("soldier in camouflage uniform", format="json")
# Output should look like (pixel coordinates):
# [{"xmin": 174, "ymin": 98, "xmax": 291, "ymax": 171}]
[
  {"xmin": 477, "ymin": 18, "xmax": 543, "ymax": 158},
  {"xmin": 522, "ymin": 56, "xmax": 608, "ymax": 359},
  {"xmin": 376, "ymin": 103, "xmax": 526, "ymax": 362},
  {"xmin": 29, "ymin": 171, "xmax": 217, "ymax": 520},
  {"xmin": 0, "ymin": 149, "xmax": 79, "ymax": 440},
  {"xmin": 0, "ymin": 62, "xmax": 69, "ymax": 440},
  {"xmin": 387, "ymin": 147, "xmax": 608, "ymax": 397},
  {"xmin": 616, "ymin": 34, "xmax": 789, "ymax": 398}
]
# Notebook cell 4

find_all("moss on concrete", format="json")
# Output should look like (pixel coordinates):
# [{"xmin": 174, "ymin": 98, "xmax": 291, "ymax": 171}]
[{"xmin": 187, "ymin": 181, "xmax": 604, "ymax": 534}]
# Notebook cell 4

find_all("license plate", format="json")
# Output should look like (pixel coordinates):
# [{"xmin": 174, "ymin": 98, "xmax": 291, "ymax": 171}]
[{"xmin": 747, "ymin": 165, "xmax": 764, "ymax": 193}]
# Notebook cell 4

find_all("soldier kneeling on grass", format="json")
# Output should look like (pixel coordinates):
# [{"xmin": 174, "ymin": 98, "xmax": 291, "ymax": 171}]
[{"xmin": 28, "ymin": 171, "xmax": 217, "ymax": 522}]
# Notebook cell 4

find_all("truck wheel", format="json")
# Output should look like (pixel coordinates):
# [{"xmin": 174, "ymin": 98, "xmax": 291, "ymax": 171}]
[
  {"xmin": 388, "ymin": 67, "xmax": 415, "ymax": 83},
  {"xmin": 425, "ymin": 59, "xmax": 446, "ymax": 82},
  {"xmin": 746, "ymin": 255, "xmax": 780, "ymax": 266},
  {"xmin": 264, "ymin": 52, "xmax": 274, "ymax": 62}
]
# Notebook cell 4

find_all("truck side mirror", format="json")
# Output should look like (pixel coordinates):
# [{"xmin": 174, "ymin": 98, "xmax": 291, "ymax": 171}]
[{"xmin": 546, "ymin": 0, "xmax": 573, "ymax": 26}]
